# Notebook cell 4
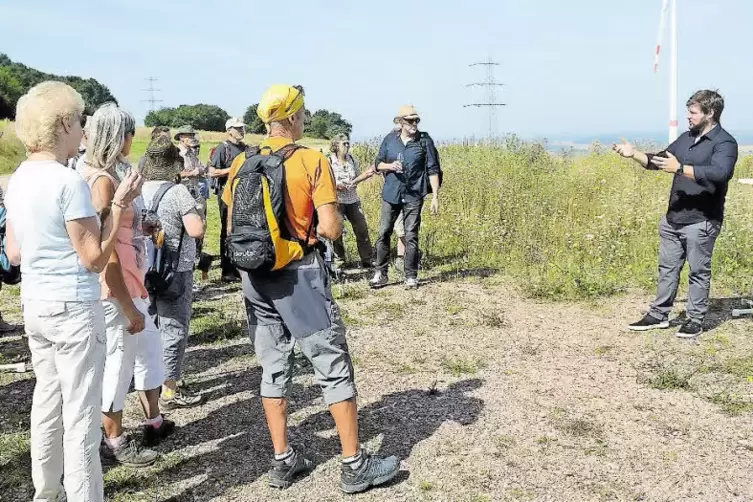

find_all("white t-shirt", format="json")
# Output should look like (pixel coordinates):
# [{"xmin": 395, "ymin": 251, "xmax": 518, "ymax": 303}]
[{"xmin": 5, "ymin": 159, "xmax": 100, "ymax": 302}]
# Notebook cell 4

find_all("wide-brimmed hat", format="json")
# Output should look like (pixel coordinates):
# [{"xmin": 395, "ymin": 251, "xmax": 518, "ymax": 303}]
[
  {"xmin": 173, "ymin": 124, "xmax": 196, "ymax": 140},
  {"xmin": 394, "ymin": 104, "xmax": 420, "ymax": 122},
  {"xmin": 142, "ymin": 136, "xmax": 183, "ymax": 182},
  {"xmin": 225, "ymin": 117, "xmax": 245, "ymax": 130}
]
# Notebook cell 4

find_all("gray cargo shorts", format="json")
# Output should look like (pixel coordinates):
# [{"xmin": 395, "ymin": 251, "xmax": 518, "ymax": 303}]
[{"xmin": 242, "ymin": 251, "xmax": 356, "ymax": 405}]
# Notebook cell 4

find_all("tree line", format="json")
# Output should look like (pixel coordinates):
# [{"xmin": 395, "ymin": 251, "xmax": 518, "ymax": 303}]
[
  {"xmin": 0, "ymin": 53, "xmax": 117, "ymax": 119},
  {"xmin": 147, "ymin": 104, "xmax": 352, "ymax": 139},
  {"xmin": 0, "ymin": 53, "xmax": 353, "ymax": 139}
]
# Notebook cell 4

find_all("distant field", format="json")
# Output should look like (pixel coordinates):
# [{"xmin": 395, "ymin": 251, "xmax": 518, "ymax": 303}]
[{"xmin": 0, "ymin": 123, "xmax": 331, "ymax": 175}]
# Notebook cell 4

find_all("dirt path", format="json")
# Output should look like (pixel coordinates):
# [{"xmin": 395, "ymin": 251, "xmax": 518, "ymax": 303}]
[{"xmin": 3, "ymin": 272, "xmax": 753, "ymax": 501}]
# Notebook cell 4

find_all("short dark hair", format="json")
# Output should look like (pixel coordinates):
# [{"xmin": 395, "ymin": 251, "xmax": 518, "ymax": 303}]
[{"xmin": 687, "ymin": 90, "xmax": 724, "ymax": 122}]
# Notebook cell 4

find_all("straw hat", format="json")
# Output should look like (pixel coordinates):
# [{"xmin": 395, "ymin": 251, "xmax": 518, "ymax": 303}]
[
  {"xmin": 142, "ymin": 136, "xmax": 183, "ymax": 182},
  {"xmin": 394, "ymin": 104, "xmax": 420, "ymax": 122}
]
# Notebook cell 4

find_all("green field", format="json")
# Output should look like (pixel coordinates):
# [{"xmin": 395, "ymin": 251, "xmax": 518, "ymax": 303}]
[{"xmin": 3, "ymin": 120, "xmax": 753, "ymax": 300}]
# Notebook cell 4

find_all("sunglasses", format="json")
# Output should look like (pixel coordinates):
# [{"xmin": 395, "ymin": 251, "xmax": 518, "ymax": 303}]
[
  {"xmin": 79, "ymin": 114, "xmax": 87, "ymax": 128},
  {"xmin": 342, "ymin": 142, "xmax": 350, "ymax": 147},
  {"xmin": 402, "ymin": 118, "xmax": 420, "ymax": 125}
]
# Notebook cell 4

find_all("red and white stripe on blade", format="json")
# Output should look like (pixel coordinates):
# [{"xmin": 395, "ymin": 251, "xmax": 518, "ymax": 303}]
[{"xmin": 653, "ymin": 0, "xmax": 670, "ymax": 72}]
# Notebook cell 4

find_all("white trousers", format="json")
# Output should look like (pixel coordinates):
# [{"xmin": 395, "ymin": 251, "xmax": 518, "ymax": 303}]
[
  {"xmin": 101, "ymin": 297, "xmax": 164, "ymax": 413},
  {"xmin": 24, "ymin": 299, "xmax": 106, "ymax": 502}
]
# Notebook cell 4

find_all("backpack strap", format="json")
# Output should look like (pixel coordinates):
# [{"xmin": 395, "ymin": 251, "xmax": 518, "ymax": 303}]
[
  {"xmin": 150, "ymin": 182, "xmax": 176, "ymax": 213},
  {"xmin": 150, "ymin": 182, "xmax": 186, "ymax": 256}
]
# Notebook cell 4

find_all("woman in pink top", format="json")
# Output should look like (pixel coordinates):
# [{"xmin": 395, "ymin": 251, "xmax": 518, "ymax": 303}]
[{"xmin": 82, "ymin": 103, "xmax": 174, "ymax": 467}]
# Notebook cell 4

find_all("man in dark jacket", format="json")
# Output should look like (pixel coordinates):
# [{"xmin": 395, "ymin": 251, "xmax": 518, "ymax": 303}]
[{"xmin": 369, "ymin": 105, "xmax": 441, "ymax": 290}]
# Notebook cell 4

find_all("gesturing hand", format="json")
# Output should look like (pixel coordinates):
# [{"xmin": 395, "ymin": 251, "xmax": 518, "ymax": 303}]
[
  {"xmin": 652, "ymin": 151, "xmax": 681, "ymax": 174},
  {"xmin": 612, "ymin": 138, "xmax": 635, "ymax": 159},
  {"xmin": 113, "ymin": 168, "xmax": 143, "ymax": 206}
]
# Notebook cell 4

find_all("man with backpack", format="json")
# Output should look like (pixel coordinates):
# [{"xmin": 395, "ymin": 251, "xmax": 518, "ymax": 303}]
[
  {"xmin": 369, "ymin": 105, "xmax": 441, "ymax": 289},
  {"xmin": 209, "ymin": 117, "xmax": 247, "ymax": 282},
  {"xmin": 223, "ymin": 84, "xmax": 400, "ymax": 493}
]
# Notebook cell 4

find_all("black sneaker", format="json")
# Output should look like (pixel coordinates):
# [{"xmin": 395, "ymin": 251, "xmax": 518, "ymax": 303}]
[
  {"xmin": 339, "ymin": 451, "xmax": 400, "ymax": 494},
  {"xmin": 628, "ymin": 314, "xmax": 669, "ymax": 331},
  {"xmin": 268, "ymin": 450, "xmax": 314, "ymax": 489},
  {"xmin": 159, "ymin": 389, "xmax": 203, "ymax": 411},
  {"xmin": 676, "ymin": 319, "xmax": 703, "ymax": 338},
  {"xmin": 142, "ymin": 415, "xmax": 176, "ymax": 447},
  {"xmin": 369, "ymin": 272, "xmax": 388, "ymax": 289},
  {"xmin": 101, "ymin": 438, "xmax": 159, "ymax": 468}
]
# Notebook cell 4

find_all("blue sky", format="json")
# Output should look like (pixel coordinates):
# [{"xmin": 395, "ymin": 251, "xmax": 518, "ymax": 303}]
[{"xmin": 1, "ymin": 0, "xmax": 752, "ymax": 141}]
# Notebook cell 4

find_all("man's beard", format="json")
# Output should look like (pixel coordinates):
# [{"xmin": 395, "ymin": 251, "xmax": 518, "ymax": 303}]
[{"xmin": 689, "ymin": 117, "xmax": 710, "ymax": 134}]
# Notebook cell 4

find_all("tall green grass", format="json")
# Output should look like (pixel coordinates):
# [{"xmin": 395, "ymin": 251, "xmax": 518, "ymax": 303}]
[
  {"xmin": 351, "ymin": 139, "xmax": 753, "ymax": 300},
  {"xmin": 4, "ymin": 121, "xmax": 753, "ymax": 301}
]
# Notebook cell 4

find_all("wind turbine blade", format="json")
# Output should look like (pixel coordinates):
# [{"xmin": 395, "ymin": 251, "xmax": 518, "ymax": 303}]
[{"xmin": 654, "ymin": 0, "xmax": 670, "ymax": 72}]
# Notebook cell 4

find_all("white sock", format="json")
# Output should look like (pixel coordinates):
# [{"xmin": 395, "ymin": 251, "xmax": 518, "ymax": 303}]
[
  {"xmin": 274, "ymin": 446, "xmax": 295, "ymax": 465},
  {"xmin": 104, "ymin": 434, "xmax": 126, "ymax": 450},
  {"xmin": 145, "ymin": 414, "xmax": 163, "ymax": 429},
  {"xmin": 342, "ymin": 449, "xmax": 363, "ymax": 470}
]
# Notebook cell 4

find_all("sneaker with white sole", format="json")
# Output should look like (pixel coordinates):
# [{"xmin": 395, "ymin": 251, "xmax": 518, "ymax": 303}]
[
  {"xmin": 404, "ymin": 278, "xmax": 419, "ymax": 290},
  {"xmin": 676, "ymin": 319, "xmax": 703, "ymax": 338},
  {"xmin": 628, "ymin": 314, "xmax": 669, "ymax": 331}
]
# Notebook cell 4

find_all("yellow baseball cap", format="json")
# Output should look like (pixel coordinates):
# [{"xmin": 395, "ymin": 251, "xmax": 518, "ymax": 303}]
[{"xmin": 257, "ymin": 84, "xmax": 305, "ymax": 124}]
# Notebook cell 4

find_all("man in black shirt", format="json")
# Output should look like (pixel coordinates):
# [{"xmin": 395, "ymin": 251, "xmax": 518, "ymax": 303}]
[
  {"xmin": 613, "ymin": 89, "xmax": 738, "ymax": 338},
  {"xmin": 209, "ymin": 117, "xmax": 247, "ymax": 282}
]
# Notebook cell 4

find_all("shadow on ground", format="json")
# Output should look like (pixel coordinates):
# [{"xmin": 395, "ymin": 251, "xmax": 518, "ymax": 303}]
[
  {"xmin": 667, "ymin": 296, "xmax": 750, "ymax": 332},
  {"xmin": 105, "ymin": 377, "xmax": 485, "ymax": 501}
]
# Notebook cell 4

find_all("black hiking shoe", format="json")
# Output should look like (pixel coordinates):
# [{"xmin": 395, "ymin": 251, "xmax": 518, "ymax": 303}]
[
  {"xmin": 159, "ymin": 389, "xmax": 203, "ymax": 411},
  {"xmin": 676, "ymin": 319, "xmax": 703, "ymax": 338},
  {"xmin": 369, "ymin": 271, "xmax": 388, "ymax": 289},
  {"xmin": 101, "ymin": 438, "xmax": 159, "ymax": 468},
  {"xmin": 268, "ymin": 450, "xmax": 314, "ymax": 489},
  {"xmin": 142, "ymin": 415, "xmax": 175, "ymax": 447},
  {"xmin": 339, "ymin": 451, "xmax": 400, "ymax": 494},
  {"xmin": 628, "ymin": 314, "xmax": 669, "ymax": 332}
]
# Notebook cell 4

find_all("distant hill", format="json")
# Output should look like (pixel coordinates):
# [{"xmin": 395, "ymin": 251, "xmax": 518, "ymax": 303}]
[
  {"xmin": 550, "ymin": 130, "xmax": 753, "ymax": 148},
  {"xmin": 0, "ymin": 53, "xmax": 117, "ymax": 119}
]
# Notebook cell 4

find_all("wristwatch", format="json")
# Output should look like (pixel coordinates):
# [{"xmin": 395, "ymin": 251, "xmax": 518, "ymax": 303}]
[{"xmin": 676, "ymin": 164, "xmax": 684, "ymax": 175}]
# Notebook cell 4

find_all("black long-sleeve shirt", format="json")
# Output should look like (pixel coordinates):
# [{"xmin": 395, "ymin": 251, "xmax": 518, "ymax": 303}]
[{"xmin": 647, "ymin": 124, "xmax": 738, "ymax": 224}]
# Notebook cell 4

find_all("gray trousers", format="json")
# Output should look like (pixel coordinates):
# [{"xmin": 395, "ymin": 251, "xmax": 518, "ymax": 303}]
[
  {"xmin": 242, "ymin": 251, "xmax": 356, "ymax": 405},
  {"xmin": 649, "ymin": 216, "xmax": 721, "ymax": 323},
  {"xmin": 151, "ymin": 270, "xmax": 193, "ymax": 382}
]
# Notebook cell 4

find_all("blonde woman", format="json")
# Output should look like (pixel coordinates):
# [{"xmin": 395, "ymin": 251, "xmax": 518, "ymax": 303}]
[
  {"xmin": 328, "ymin": 133, "xmax": 375, "ymax": 268},
  {"xmin": 82, "ymin": 103, "xmax": 174, "ymax": 467},
  {"xmin": 4, "ymin": 82, "xmax": 141, "ymax": 502}
]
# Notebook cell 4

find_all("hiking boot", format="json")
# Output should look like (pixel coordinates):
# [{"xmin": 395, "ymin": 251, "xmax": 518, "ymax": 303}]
[
  {"xmin": 676, "ymin": 319, "xmax": 703, "ymax": 339},
  {"xmin": 159, "ymin": 389, "xmax": 203, "ymax": 411},
  {"xmin": 404, "ymin": 278, "xmax": 419, "ymax": 290},
  {"xmin": 369, "ymin": 272, "xmax": 388, "ymax": 289},
  {"xmin": 268, "ymin": 450, "xmax": 314, "ymax": 489},
  {"xmin": 101, "ymin": 438, "xmax": 158, "ymax": 468},
  {"xmin": 627, "ymin": 314, "xmax": 669, "ymax": 332},
  {"xmin": 339, "ymin": 451, "xmax": 400, "ymax": 494},
  {"xmin": 142, "ymin": 416, "xmax": 175, "ymax": 447}
]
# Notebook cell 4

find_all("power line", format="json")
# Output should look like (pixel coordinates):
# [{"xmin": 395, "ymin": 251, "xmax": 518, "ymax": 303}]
[
  {"xmin": 464, "ymin": 56, "xmax": 506, "ymax": 138},
  {"xmin": 141, "ymin": 77, "xmax": 163, "ymax": 112}
]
